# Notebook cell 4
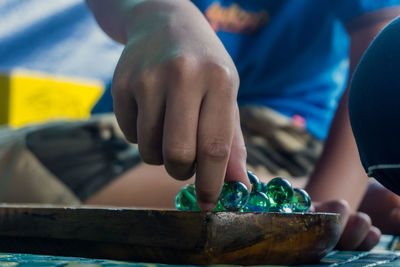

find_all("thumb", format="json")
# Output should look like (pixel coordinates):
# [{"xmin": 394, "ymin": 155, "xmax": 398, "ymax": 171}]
[{"xmin": 224, "ymin": 106, "xmax": 251, "ymax": 191}]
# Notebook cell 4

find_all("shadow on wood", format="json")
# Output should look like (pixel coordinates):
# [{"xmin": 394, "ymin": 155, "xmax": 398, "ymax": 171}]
[{"xmin": 0, "ymin": 205, "xmax": 341, "ymax": 265}]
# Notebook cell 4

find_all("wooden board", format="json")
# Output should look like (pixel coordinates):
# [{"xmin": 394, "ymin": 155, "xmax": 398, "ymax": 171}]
[{"xmin": 0, "ymin": 205, "xmax": 341, "ymax": 265}]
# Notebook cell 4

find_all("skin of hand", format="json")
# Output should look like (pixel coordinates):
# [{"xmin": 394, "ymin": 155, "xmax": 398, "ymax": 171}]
[
  {"xmin": 311, "ymin": 200, "xmax": 381, "ymax": 251},
  {"xmin": 359, "ymin": 182, "xmax": 400, "ymax": 235},
  {"xmin": 306, "ymin": 12, "xmax": 400, "ymax": 210},
  {"xmin": 87, "ymin": 0, "xmax": 250, "ymax": 210}
]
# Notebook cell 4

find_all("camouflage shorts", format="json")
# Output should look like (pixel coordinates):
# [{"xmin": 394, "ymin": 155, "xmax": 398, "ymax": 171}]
[
  {"xmin": 240, "ymin": 105, "xmax": 323, "ymax": 178},
  {"xmin": 0, "ymin": 114, "xmax": 140, "ymax": 204},
  {"xmin": 0, "ymin": 107, "xmax": 322, "ymax": 204}
]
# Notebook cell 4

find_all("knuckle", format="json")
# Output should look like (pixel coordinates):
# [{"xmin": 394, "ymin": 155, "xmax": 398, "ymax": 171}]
[
  {"xmin": 139, "ymin": 146, "xmax": 163, "ymax": 165},
  {"xmin": 205, "ymin": 62, "xmax": 239, "ymax": 96},
  {"xmin": 141, "ymin": 155, "xmax": 163, "ymax": 165},
  {"xmin": 200, "ymin": 140, "xmax": 230, "ymax": 161},
  {"xmin": 111, "ymin": 77, "xmax": 128, "ymax": 100},
  {"xmin": 332, "ymin": 199, "xmax": 351, "ymax": 214},
  {"xmin": 164, "ymin": 146, "xmax": 196, "ymax": 166},
  {"xmin": 165, "ymin": 165, "xmax": 195, "ymax": 181},
  {"xmin": 134, "ymin": 72, "xmax": 159, "ymax": 99},
  {"xmin": 208, "ymin": 62, "xmax": 238, "ymax": 83},
  {"xmin": 112, "ymin": 68, "xmax": 158, "ymax": 101},
  {"xmin": 138, "ymin": 70, "xmax": 158, "ymax": 87},
  {"xmin": 112, "ymin": 63, "xmax": 130, "ymax": 91},
  {"xmin": 354, "ymin": 212, "xmax": 372, "ymax": 227},
  {"xmin": 168, "ymin": 55, "xmax": 198, "ymax": 80},
  {"xmin": 113, "ymin": 112, "xmax": 138, "ymax": 144},
  {"xmin": 111, "ymin": 62, "xmax": 137, "ymax": 97}
]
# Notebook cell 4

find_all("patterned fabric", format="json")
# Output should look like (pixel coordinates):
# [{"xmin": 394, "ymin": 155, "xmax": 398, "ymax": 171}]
[
  {"xmin": 240, "ymin": 105, "xmax": 323, "ymax": 178},
  {"xmin": 0, "ymin": 105, "xmax": 320, "ymax": 202},
  {"xmin": 0, "ymin": 106, "xmax": 317, "ymax": 204},
  {"xmin": 0, "ymin": 236, "xmax": 399, "ymax": 266},
  {"xmin": 0, "ymin": 114, "xmax": 140, "ymax": 202}
]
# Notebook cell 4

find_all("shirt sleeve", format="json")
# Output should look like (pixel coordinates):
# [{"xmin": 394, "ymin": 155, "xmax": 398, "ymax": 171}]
[{"xmin": 335, "ymin": 0, "xmax": 400, "ymax": 30}]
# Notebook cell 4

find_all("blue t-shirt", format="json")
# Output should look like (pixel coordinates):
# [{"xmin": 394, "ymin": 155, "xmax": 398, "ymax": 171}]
[
  {"xmin": 95, "ymin": 0, "xmax": 400, "ymax": 139},
  {"xmin": 190, "ymin": 0, "xmax": 400, "ymax": 139}
]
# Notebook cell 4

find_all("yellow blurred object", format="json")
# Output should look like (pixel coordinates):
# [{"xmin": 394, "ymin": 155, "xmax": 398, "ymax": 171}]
[{"xmin": 0, "ymin": 69, "xmax": 104, "ymax": 127}]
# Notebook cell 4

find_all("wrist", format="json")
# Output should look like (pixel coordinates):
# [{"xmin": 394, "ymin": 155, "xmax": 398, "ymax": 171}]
[{"xmin": 123, "ymin": 0, "xmax": 199, "ymax": 42}]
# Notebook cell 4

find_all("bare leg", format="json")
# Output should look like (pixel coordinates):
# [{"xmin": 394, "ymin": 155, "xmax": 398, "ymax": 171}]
[
  {"xmin": 85, "ymin": 162, "xmax": 307, "ymax": 208},
  {"xmin": 85, "ymin": 163, "xmax": 194, "ymax": 209}
]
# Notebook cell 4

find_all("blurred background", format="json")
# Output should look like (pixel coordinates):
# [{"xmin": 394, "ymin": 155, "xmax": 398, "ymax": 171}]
[{"xmin": 0, "ymin": 0, "xmax": 122, "ymax": 127}]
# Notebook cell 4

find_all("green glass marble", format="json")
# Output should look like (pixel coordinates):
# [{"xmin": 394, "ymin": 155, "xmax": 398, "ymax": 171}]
[
  {"xmin": 175, "ymin": 184, "xmax": 200, "ymax": 211},
  {"xmin": 243, "ymin": 191, "xmax": 271, "ymax": 212},
  {"xmin": 247, "ymin": 170, "xmax": 261, "ymax": 192},
  {"xmin": 212, "ymin": 200, "xmax": 225, "ymax": 211},
  {"xmin": 265, "ymin": 177, "xmax": 294, "ymax": 207},
  {"xmin": 292, "ymin": 188, "xmax": 311, "ymax": 212},
  {"xmin": 268, "ymin": 202, "xmax": 293, "ymax": 213},
  {"xmin": 219, "ymin": 181, "xmax": 250, "ymax": 211},
  {"xmin": 282, "ymin": 203, "xmax": 293, "ymax": 213},
  {"xmin": 267, "ymin": 205, "xmax": 280, "ymax": 212},
  {"xmin": 259, "ymin": 182, "xmax": 269, "ymax": 195}
]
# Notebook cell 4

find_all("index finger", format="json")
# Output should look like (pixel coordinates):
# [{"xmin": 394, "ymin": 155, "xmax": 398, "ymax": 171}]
[
  {"xmin": 224, "ymin": 106, "xmax": 251, "ymax": 191},
  {"xmin": 195, "ymin": 87, "xmax": 236, "ymax": 211}
]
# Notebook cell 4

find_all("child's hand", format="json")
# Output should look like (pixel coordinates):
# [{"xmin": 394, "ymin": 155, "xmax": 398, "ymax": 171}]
[
  {"xmin": 110, "ymin": 1, "xmax": 249, "ymax": 210},
  {"xmin": 311, "ymin": 200, "xmax": 381, "ymax": 251},
  {"xmin": 359, "ymin": 182, "xmax": 400, "ymax": 235}
]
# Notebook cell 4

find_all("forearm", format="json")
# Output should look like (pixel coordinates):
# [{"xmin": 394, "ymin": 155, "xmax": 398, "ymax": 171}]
[
  {"xmin": 86, "ymin": 0, "xmax": 204, "ymax": 44},
  {"xmin": 305, "ymin": 90, "xmax": 369, "ymax": 211},
  {"xmin": 306, "ymin": 14, "xmax": 398, "ymax": 211},
  {"xmin": 305, "ymin": 51, "xmax": 368, "ymax": 211}
]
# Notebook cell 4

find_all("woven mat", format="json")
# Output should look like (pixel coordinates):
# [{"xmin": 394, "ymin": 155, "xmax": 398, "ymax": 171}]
[{"xmin": 0, "ymin": 236, "xmax": 399, "ymax": 267}]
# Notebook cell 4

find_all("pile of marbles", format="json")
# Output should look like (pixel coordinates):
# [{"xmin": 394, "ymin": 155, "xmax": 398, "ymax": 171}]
[{"xmin": 175, "ymin": 171, "xmax": 311, "ymax": 213}]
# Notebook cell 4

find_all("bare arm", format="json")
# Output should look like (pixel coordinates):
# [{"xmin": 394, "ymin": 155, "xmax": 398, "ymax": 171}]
[
  {"xmin": 86, "ymin": 0, "xmax": 135, "ymax": 43},
  {"xmin": 86, "ymin": 0, "xmax": 205, "ymax": 44},
  {"xmin": 306, "ymin": 9, "xmax": 400, "ymax": 210}
]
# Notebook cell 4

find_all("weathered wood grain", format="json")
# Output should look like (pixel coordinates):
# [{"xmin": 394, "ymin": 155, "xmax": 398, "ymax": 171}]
[{"xmin": 0, "ymin": 204, "xmax": 340, "ymax": 265}]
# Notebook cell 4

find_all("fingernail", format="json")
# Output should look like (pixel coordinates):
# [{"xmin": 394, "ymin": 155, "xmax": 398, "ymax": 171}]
[{"xmin": 198, "ymin": 201, "xmax": 216, "ymax": 211}]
